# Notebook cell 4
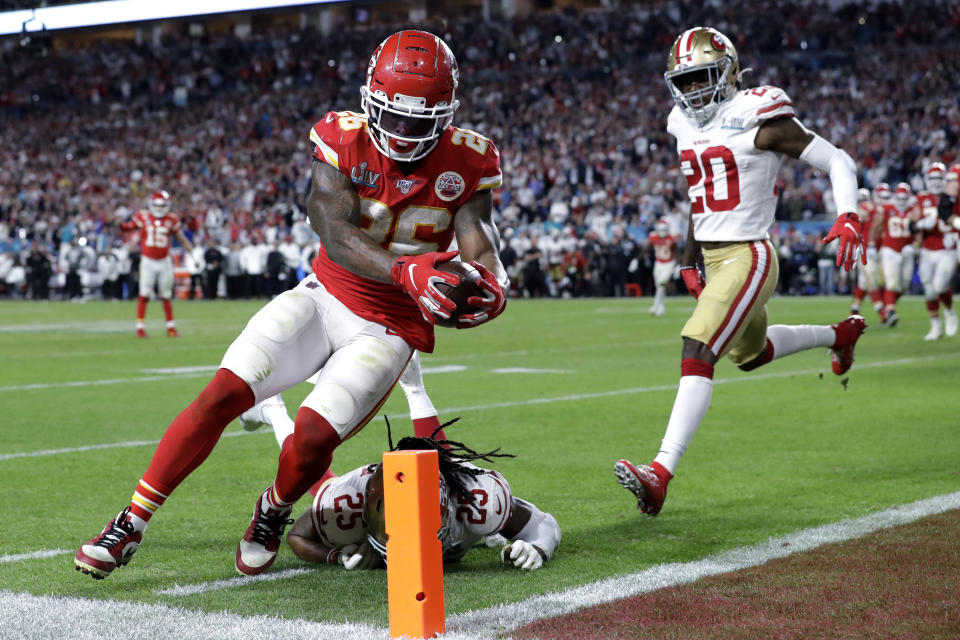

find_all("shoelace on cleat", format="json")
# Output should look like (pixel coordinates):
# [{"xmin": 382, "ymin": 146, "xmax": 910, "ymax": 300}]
[
  {"xmin": 94, "ymin": 508, "xmax": 136, "ymax": 550},
  {"xmin": 249, "ymin": 508, "xmax": 293, "ymax": 546}
]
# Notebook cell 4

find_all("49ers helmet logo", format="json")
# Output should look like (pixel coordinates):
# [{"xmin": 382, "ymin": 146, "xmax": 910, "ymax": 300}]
[
  {"xmin": 435, "ymin": 171, "xmax": 465, "ymax": 201},
  {"xmin": 711, "ymin": 33, "xmax": 726, "ymax": 51}
]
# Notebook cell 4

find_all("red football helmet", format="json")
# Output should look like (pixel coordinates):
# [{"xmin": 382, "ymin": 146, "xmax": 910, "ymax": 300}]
[
  {"xmin": 892, "ymin": 182, "xmax": 912, "ymax": 210},
  {"xmin": 924, "ymin": 162, "xmax": 945, "ymax": 194},
  {"xmin": 148, "ymin": 190, "xmax": 170, "ymax": 215},
  {"xmin": 360, "ymin": 30, "xmax": 460, "ymax": 162}
]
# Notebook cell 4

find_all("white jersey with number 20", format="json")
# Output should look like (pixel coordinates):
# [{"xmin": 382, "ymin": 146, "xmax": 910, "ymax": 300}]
[{"xmin": 668, "ymin": 86, "xmax": 796, "ymax": 242}]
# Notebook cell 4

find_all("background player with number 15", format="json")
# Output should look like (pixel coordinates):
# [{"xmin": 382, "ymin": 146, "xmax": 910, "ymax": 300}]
[{"xmin": 615, "ymin": 26, "xmax": 868, "ymax": 517}]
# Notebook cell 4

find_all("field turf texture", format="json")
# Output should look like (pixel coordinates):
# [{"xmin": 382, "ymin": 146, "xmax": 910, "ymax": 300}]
[{"xmin": 1, "ymin": 295, "xmax": 958, "ymax": 635}]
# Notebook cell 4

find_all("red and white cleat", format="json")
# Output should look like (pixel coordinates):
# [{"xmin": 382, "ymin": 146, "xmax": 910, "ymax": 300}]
[
  {"xmin": 166, "ymin": 327, "xmax": 180, "ymax": 338},
  {"xmin": 136, "ymin": 328, "xmax": 147, "ymax": 338},
  {"xmin": 614, "ymin": 459, "xmax": 669, "ymax": 516},
  {"xmin": 235, "ymin": 488, "xmax": 293, "ymax": 576},
  {"xmin": 74, "ymin": 507, "xmax": 143, "ymax": 580},
  {"xmin": 830, "ymin": 314, "xmax": 867, "ymax": 375}
]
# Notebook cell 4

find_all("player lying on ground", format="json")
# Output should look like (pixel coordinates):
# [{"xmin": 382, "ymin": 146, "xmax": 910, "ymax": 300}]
[
  {"xmin": 285, "ymin": 422, "xmax": 561, "ymax": 571},
  {"xmin": 615, "ymin": 26, "xmax": 868, "ymax": 517},
  {"xmin": 74, "ymin": 29, "xmax": 507, "ymax": 580}
]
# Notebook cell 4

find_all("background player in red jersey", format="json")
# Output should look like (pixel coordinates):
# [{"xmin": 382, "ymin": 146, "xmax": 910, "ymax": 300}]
[
  {"xmin": 75, "ymin": 30, "xmax": 507, "ymax": 580},
  {"xmin": 872, "ymin": 182, "xmax": 916, "ymax": 327},
  {"xmin": 911, "ymin": 163, "xmax": 958, "ymax": 340},
  {"xmin": 849, "ymin": 188, "xmax": 886, "ymax": 321},
  {"xmin": 647, "ymin": 218, "xmax": 679, "ymax": 316},
  {"xmin": 119, "ymin": 190, "xmax": 195, "ymax": 337}
]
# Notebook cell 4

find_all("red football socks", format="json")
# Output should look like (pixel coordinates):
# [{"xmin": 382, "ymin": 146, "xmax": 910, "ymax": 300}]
[
  {"xmin": 133, "ymin": 369, "xmax": 254, "ymax": 521},
  {"xmin": 274, "ymin": 407, "xmax": 341, "ymax": 504}
]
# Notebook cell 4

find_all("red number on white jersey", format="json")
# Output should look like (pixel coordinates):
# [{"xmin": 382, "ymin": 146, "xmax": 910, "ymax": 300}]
[{"xmin": 680, "ymin": 146, "xmax": 742, "ymax": 214}]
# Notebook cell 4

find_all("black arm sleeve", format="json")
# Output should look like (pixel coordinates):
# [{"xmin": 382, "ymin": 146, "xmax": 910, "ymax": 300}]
[{"xmin": 939, "ymin": 195, "xmax": 956, "ymax": 222}]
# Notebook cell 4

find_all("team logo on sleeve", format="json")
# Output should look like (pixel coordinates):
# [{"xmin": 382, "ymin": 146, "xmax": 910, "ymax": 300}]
[{"xmin": 435, "ymin": 171, "xmax": 465, "ymax": 201}]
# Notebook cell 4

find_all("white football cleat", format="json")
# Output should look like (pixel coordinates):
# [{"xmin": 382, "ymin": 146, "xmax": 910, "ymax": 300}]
[
  {"xmin": 945, "ymin": 308, "xmax": 958, "ymax": 337},
  {"xmin": 239, "ymin": 395, "xmax": 286, "ymax": 432},
  {"xmin": 924, "ymin": 318, "xmax": 943, "ymax": 341}
]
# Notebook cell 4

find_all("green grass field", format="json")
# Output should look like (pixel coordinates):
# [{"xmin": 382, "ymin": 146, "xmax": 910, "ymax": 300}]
[{"xmin": 1, "ymin": 295, "xmax": 958, "ymax": 632}]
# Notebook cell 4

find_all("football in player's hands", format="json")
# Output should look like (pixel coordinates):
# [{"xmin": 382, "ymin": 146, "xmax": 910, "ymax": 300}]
[{"xmin": 432, "ymin": 261, "xmax": 484, "ymax": 328}]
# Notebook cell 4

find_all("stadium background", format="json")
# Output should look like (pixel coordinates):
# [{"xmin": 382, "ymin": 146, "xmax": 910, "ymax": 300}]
[
  {"xmin": 2, "ymin": 0, "xmax": 957, "ymax": 301},
  {"xmin": 2, "ymin": 1, "xmax": 960, "ymax": 639}
]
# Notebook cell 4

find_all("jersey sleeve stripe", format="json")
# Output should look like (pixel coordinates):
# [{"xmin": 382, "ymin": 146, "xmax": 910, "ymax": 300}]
[
  {"xmin": 476, "ymin": 174, "xmax": 502, "ymax": 190},
  {"xmin": 756, "ymin": 100, "xmax": 794, "ymax": 116},
  {"xmin": 310, "ymin": 128, "xmax": 339, "ymax": 169}
]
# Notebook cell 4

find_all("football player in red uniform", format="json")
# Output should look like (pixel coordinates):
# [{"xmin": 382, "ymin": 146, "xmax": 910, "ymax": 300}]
[
  {"xmin": 872, "ymin": 182, "xmax": 916, "ymax": 327},
  {"xmin": 912, "ymin": 163, "xmax": 958, "ymax": 339},
  {"xmin": 75, "ymin": 30, "xmax": 507, "ymax": 580},
  {"xmin": 648, "ymin": 218, "xmax": 679, "ymax": 316},
  {"xmin": 119, "ymin": 190, "xmax": 194, "ymax": 337},
  {"xmin": 614, "ymin": 27, "xmax": 867, "ymax": 517},
  {"xmin": 849, "ymin": 188, "xmax": 886, "ymax": 321}
]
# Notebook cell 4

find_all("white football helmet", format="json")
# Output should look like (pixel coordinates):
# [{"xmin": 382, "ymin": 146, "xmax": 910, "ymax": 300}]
[
  {"xmin": 874, "ymin": 182, "xmax": 891, "ymax": 203},
  {"xmin": 924, "ymin": 163, "xmax": 945, "ymax": 195},
  {"xmin": 148, "ymin": 190, "xmax": 171, "ymax": 215},
  {"xmin": 892, "ymin": 182, "xmax": 912, "ymax": 210},
  {"xmin": 665, "ymin": 27, "xmax": 741, "ymax": 124},
  {"xmin": 655, "ymin": 219, "xmax": 669, "ymax": 237},
  {"xmin": 857, "ymin": 188, "xmax": 871, "ymax": 203}
]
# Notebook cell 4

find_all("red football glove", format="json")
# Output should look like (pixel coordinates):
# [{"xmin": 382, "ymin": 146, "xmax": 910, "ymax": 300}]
[
  {"xmin": 456, "ymin": 261, "xmax": 507, "ymax": 329},
  {"xmin": 680, "ymin": 265, "xmax": 705, "ymax": 300},
  {"xmin": 390, "ymin": 250, "xmax": 460, "ymax": 325},
  {"xmin": 824, "ymin": 211, "xmax": 867, "ymax": 271}
]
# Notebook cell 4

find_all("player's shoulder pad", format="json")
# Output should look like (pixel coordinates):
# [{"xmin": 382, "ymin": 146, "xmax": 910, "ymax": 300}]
[
  {"xmin": 310, "ymin": 110, "xmax": 367, "ymax": 170},
  {"xmin": 735, "ymin": 85, "xmax": 795, "ymax": 127},
  {"xmin": 440, "ymin": 126, "xmax": 502, "ymax": 191},
  {"xmin": 458, "ymin": 468, "xmax": 512, "ymax": 535}
]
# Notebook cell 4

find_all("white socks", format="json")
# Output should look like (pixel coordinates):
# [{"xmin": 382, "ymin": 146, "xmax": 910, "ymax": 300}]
[
  {"xmin": 654, "ymin": 375, "xmax": 714, "ymax": 475},
  {"xmin": 264, "ymin": 401, "xmax": 295, "ymax": 448},
  {"xmin": 766, "ymin": 324, "xmax": 835, "ymax": 358}
]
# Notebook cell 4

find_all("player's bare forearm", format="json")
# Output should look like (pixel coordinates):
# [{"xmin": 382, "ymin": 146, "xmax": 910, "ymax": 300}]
[
  {"xmin": 454, "ymin": 190, "xmax": 508, "ymax": 288},
  {"xmin": 286, "ymin": 511, "xmax": 334, "ymax": 565},
  {"xmin": 681, "ymin": 217, "xmax": 701, "ymax": 266},
  {"xmin": 175, "ymin": 230, "xmax": 194, "ymax": 255},
  {"xmin": 307, "ymin": 160, "xmax": 395, "ymax": 283},
  {"xmin": 754, "ymin": 117, "xmax": 814, "ymax": 158}
]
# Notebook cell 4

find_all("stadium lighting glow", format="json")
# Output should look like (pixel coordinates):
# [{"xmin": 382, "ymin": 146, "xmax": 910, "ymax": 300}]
[{"xmin": 0, "ymin": 0, "xmax": 341, "ymax": 37}]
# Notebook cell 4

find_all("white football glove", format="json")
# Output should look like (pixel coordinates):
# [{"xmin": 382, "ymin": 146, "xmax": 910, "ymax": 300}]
[
  {"xmin": 338, "ymin": 541, "xmax": 380, "ymax": 571},
  {"xmin": 501, "ymin": 540, "xmax": 543, "ymax": 571},
  {"xmin": 484, "ymin": 533, "xmax": 507, "ymax": 548}
]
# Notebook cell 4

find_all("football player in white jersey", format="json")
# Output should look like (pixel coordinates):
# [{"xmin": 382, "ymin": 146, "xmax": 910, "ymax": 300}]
[{"xmin": 615, "ymin": 27, "xmax": 868, "ymax": 517}]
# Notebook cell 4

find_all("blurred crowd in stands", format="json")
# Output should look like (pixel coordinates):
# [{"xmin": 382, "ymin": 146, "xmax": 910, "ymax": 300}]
[{"xmin": 1, "ymin": 0, "xmax": 958, "ymax": 300}]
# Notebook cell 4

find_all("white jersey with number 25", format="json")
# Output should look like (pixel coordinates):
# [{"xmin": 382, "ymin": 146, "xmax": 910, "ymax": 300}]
[{"xmin": 668, "ymin": 86, "xmax": 796, "ymax": 242}]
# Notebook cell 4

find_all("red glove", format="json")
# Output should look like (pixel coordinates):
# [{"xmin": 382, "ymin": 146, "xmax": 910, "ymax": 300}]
[
  {"xmin": 680, "ymin": 265, "xmax": 705, "ymax": 300},
  {"xmin": 823, "ymin": 211, "xmax": 867, "ymax": 271},
  {"xmin": 456, "ymin": 261, "xmax": 507, "ymax": 329},
  {"xmin": 390, "ymin": 250, "xmax": 460, "ymax": 324}
]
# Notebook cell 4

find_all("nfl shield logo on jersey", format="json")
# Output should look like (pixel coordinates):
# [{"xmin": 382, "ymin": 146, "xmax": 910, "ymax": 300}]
[
  {"xmin": 395, "ymin": 178, "xmax": 417, "ymax": 194},
  {"xmin": 435, "ymin": 171, "xmax": 465, "ymax": 201}
]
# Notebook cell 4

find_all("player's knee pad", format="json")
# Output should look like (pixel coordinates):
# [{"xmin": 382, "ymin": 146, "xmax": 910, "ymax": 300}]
[
  {"xmin": 220, "ymin": 340, "xmax": 276, "ymax": 389},
  {"xmin": 247, "ymin": 290, "xmax": 316, "ymax": 344},
  {"xmin": 305, "ymin": 381, "xmax": 357, "ymax": 430}
]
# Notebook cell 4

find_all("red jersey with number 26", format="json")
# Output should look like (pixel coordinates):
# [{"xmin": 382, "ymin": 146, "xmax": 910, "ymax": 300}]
[
  {"xmin": 668, "ymin": 86, "xmax": 795, "ymax": 242},
  {"xmin": 122, "ymin": 210, "xmax": 182, "ymax": 260},
  {"xmin": 309, "ymin": 110, "xmax": 501, "ymax": 352}
]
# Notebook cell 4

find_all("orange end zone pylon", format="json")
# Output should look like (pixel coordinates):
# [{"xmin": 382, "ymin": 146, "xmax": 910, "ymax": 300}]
[{"xmin": 383, "ymin": 450, "xmax": 445, "ymax": 639}]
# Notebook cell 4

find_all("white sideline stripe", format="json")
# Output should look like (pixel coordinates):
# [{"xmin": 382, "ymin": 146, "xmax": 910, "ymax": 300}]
[
  {"xmin": 0, "ymin": 549, "xmax": 69, "ymax": 563},
  {"xmin": 490, "ymin": 367, "xmax": 572, "ymax": 374},
  {"xmin": 0, "ymin": 430, "xmax": 249, "ymax": 461},
  {"xmin": 6, "ymin": 491, "xmax": 958, "ymax": 640},
  {"xmin": 445, "ymin": 490, "xmax": 960, "ymax": 637},
  {"xmin": 156, "ymin": 568, "xmax": 312, "ymax": 596},
  {"xmin": 3, "ymin": 351, "xmax": 960, "ymax": 462}
]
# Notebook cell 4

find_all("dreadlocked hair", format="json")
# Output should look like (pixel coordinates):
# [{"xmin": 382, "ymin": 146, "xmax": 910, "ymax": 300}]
[{"xmin": 384, "ymin": 416, "xmax": 515, "ymax": 500}]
